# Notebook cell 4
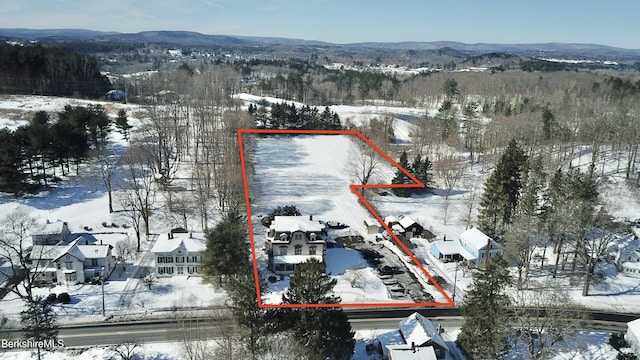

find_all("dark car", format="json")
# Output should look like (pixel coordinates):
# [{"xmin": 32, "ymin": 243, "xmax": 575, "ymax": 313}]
[{"xmin": 377, "ymin": 265, "xmax": 402, "ymax": 276}]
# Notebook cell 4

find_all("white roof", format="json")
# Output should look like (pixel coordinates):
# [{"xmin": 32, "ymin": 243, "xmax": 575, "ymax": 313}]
[
  {"xmin": 151, "ymin": 232, "xmax": 206, "ymax": 253},
  {"xmin": 273, "ymin": 255, "xmax": 323, "ymax": 265},
  {"xmin": 270, "ymin": 216, "xmax": 324, "ymax": 233},
  {"xmin": 38, "ymin": 221, "xmax": 68, "ymax": 235},
  {"xmin": 76, "ymin": 244, "xmax": 111, "ymax": 259},
  {"xmin": 431, "ymin": 240, "xmax": 461, "ymax": 256},
  {"xmin": 460, "ymin": 228, "xmax": 496, "ymax": 251},
  {"xmin": 398, "ymin": 312, "xmax": 448, "ymax": 351},
  {"xmin": 398, "ymin": 216, "xmax": 418, "ymax": 229},
  {"xmin": 385, "ymin": 215, "xmax": 398, "ymax": 224},
  {"xmin": 364, "ymin": 218, "xmax": 379, "ymax": 227},
  {"xmin": 628, "ymin": 318, "xmax": 640, "ymax": 339},
  {"xmin": 386, "ymin": 344, "xmax": 437, "ymax": 360}
]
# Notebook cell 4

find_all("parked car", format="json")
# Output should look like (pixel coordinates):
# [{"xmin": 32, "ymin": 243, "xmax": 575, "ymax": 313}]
[{"xmin": 377, "ymin": 265, "xmax": 402, "ymax": 275}]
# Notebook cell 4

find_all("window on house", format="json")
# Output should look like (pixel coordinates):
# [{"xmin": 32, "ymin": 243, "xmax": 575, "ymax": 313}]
[
  {"xmin": 175, "ymin": 256, "xmax": 185, "ymax": 263},
  {"xmin": 177, "ymin": 266, "xmax": 184, "ymax": 275},
  {"xmin": 91, "ymin": 259, "xmax": 98, "ymax": 266},
  {"xmin": 166, "ymin": 256, "xmax": 173, "ymax": 263},
  {"xmin": 65, "ymin": 262, "xmax": 73, "ymax": 270},
  {"xmin": 56, "ymin": 263, "xmax": 61, "ymax": 269},
  {"xmin": 309, "ymin": 246, "xmax": 317, "ymax": 255},
  {"xmin": 309, "ymin": 233, "xmax": 317, "ymax": 241},
  {"xmin": 294, "ymin": 245, "xmax": 302, "ymax": 255},
  {"xmin": 279, "ymin": 246, "xmax": 288, "ymax": 256},
  {"xmin": 293, "ymin": 233, "xmax": 303, "ymax": 242},
  {"xmin": 65, "ymin": 272, "xmax": 76, "ymax": 283}
]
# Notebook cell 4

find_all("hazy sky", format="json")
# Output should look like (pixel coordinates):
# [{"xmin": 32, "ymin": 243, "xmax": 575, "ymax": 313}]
[{"xmin": 2, "ymin": 0, "xmax": 638, "ymax": 49}]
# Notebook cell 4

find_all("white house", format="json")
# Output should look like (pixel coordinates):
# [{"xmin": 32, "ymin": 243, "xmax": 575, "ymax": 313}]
[
  {"xmin": 266, "ymin": 216, "xmax": 326, "ymax": 274},
  {"xmin": 31, "ymin": 221, "xmax": 71, "ymax": 245},
  {"xmin": 364, "ymin": 218, "xmax": 380, "ymax": 235},
  {"xmin": 626, "ymin": 318, "xmax": 640, "ymax": 356},
  {"xmin": 430, "ymin": 227, "xmax": 503, "ymax": 267},
  {"xmin": 151, "ymin": 232, "xmax": 206, "ymax": 276},
  {"xmin": 31, "ymin": 237, "xmax": 115, "ymax": 285},
  {"xmin": 615, "ymin": 234, "xmax": 640, "ymax": 277}
]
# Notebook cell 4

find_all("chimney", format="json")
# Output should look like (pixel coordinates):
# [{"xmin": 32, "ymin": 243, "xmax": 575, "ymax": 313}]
[
  {"xmin": 309, "ymin": 215, "xmax": 313, "ymax": 221},
  {"xmin": 443, "ymin": 234, "xmax": 447, "ymax": 241},
  {"xmin": 411, "ymin": 342, "xmax": 415, "ymax": 352},
  {"xmin": 189, "ymin": 232, "xmax": 193, "ymax": 239}
]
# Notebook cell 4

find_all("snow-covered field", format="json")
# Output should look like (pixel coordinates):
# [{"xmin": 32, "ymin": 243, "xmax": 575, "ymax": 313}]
[{"xmin": 1, "ymin": 94, "xmax": 638, "ymax": 359}]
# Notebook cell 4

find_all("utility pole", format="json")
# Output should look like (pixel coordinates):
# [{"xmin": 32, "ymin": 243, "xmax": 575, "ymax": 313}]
[
  {"xmin": 101, "ymin": 266, "xmax": 105, "ymax": 317},
  {"xmin": 452, "ymin": 260, "xmax": 458, "ymax": 303}
]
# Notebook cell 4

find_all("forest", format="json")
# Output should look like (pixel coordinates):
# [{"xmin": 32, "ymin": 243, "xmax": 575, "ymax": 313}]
[{"xmin": 0, "ymin": 45, "xmax": 111, "ymax": 97}]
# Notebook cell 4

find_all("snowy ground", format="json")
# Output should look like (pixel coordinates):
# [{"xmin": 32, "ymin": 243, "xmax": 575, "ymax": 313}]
[{"xmin": 1, "ymin": 94, "xmax": 639, "ymax": 359}]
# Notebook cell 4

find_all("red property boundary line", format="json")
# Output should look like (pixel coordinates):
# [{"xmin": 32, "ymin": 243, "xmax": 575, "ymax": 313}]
[{"xmin": 237, "ymin": 128, "xmax": 455, "ymax": 309}]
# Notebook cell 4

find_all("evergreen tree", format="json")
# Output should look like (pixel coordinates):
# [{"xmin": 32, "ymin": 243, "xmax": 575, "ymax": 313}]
[
  {"xmin": 412, "ymin": 153, "xmax": 434, "ymax": 191},
  {"xmin": 504, "ymin": 156, "xmax": 546, "ymax": 288},
  {"xmin": 541, "ymin": 107, "xmax": 555, "ymax": 140},
  {"xmin": 437, "ymin": 99, "xmax": 458, "ymax": 140},
  {"xmin": 478, "ymin": 139, "xmax": 528, "ymax": 240},
  {"xmin": 202, "ymin": 210, "xmax": 251, "ymax": 285},
  {"xmin": 115, "ymin": 109, "xmax": 133, "ymax": 141},
  {"xmin": 0, "ymin": 128, "xmax": 26, "ymax": 194},
  {"xmin": 281, "ymin": 259, "xmax": 355, "ymax": 360},
  {"xmin": 21, "ymin": 297, "xmax": 59, "ymax": 360},
  {"xmin": 391, "ymin": 151, "xmax": 412, "ymax": 197},
  {"xmin": 225, "ymin": 274, "xmax": 268, "ymax": 359},
  {"xmin": 458, "ymin": 256, "xmax": 512, "ymax": 360}
]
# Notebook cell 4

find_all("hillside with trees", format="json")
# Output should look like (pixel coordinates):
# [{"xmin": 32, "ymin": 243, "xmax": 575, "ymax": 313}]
[{"xmin": 0, "ymin": 45, "xmax": 111, "ymax": 97}]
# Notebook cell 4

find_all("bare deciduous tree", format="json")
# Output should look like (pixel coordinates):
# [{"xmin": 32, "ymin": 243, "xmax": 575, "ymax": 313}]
[
  {"xmin": 114, "ymin": 236, "xmax": 136, "ymax": 270},
  {"xmin": 511, "ymin": 282, "xmax": 584, "ymax": 360},
  {"xmin": 0, "ymin": 212, "xmax": 42, "ymax": 303},
  {"xmin": 577, "ymin": 227, "xmax": 615, "ymax": 296},
  {"xmin": 119, "ymin": 144, "xmax": 156, "ymax": 250},
  {"xmin": 107, "ymin": 338, "xmax": 141, "ymax": 360},
  {"xmin": 343, "ymin": 139, "xmax": 382, "ymax": 195}
]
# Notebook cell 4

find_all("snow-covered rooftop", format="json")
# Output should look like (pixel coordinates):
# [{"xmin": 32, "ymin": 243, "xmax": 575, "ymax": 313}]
[
  {"xmin": 459, "ymin": 227, "xmax": 495, "ymax": 250},
  {"xmin": 270, "ymin": 216, "xmax": 324, "ymax": 233},
  {"xmin": 398, "ymin": 312, "xmax": 448, "ymax": 351},
  {"xmin": 151, "ymin": 232, "xmax": 206, "ymax": 253},
  {"xmin": 386, "ymin": 344, "xmax": 437, "ymax": 360}
]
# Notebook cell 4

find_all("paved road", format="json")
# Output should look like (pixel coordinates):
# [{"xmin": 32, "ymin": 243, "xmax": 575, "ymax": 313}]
[{"xmin": 0, "ymin": 308, "xmax": 632, "ymax": 349}]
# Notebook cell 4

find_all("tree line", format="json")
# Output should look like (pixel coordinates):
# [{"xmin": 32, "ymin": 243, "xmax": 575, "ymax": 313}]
[
  {"xmin": 0, "ymin": 105, "xmax": 117, "ymax": 194},
  {"xmin": 249, "ymin": 101, "xmax": 342, "ymax": 130},
  {"xmin": 0, "ymin": 44, "xmax": 112, "ymax": 98}
]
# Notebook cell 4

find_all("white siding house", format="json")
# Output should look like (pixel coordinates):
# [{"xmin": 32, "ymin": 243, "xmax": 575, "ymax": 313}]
[
  {"xmin": 151, "ymin": 232, "xmax": 206, "ymax": 276},
  {"xmin": 31, "ymin": 237, "xmax": 115, "ymax": 285},
  {"xmin": 266, "ymin": 216, "xmax": 326, "ymax": 274},
  {"xmin": 626, "ymin": 318, "xmax": 640, "ymax": 356},
  {"xmin": 31, "ymin": 221, "xmax": 71, "ymax": 245},
  {"xmin": 430, "ymin": 228, "xmax": 502, "ymax": 268}
]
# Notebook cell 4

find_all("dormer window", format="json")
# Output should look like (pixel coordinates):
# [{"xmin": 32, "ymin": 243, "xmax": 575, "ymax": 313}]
[
  {"xmin": 309, "ymin": 233, "xmax": 317, "ymax": 242},
  {"xmin": 280, "ymin": 233, "xmax": 288, "ymax": 241}
]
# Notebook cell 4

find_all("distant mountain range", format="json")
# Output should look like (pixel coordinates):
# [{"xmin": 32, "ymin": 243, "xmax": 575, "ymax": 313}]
[{"xmin": 2, "ymin": 28, "xmax": 639, "ymax": 61}]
